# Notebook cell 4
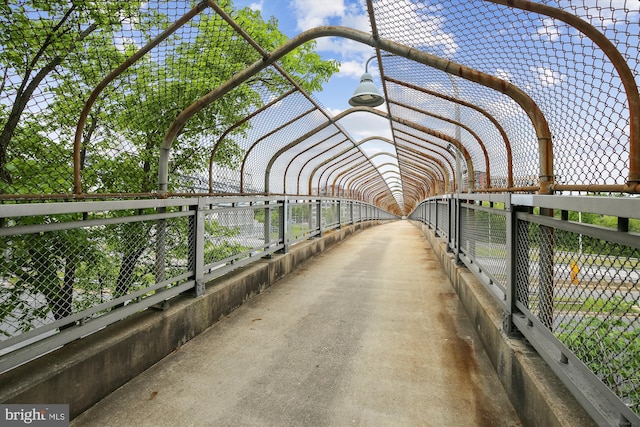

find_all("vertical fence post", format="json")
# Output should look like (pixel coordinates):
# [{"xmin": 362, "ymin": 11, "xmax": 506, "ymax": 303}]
[
  {"xmin": 539, "ymin": 218, "xmax": 555, "ymax": 330},
  {"xmin": 504, "ymin": 194, "xmax": 517, "ymax": 334},
  {"xmin": 516, "ymin": 204, "xmax": 532, "ymax": 322},
  {"xmin": 155, "ymin": 205, "xmax": 169, "ymax": 309},
  {"xmin": 350, "ymin": 200, "xmax": 354, "ymax": 225},
  {"xmin": 454, "ymin": 194, "xmax": 461, "ymax": 264},
  {"xmin": 189, "ymin": 198, "xmax": 205, "ymax": 296},
  {"xmin": 263, "ymin": 201, "xmax": 272, "ymax": 256},
  {"xmin": 317, "ymin": 199, "xmax": 323, "ymax": 236},
  {"xmin": 447, "ymin": 198, "xmax": 453, "ymax": 251},
  {"xmin": 279, "ymin": 197, "xmax": 288, "ymax": 253}
]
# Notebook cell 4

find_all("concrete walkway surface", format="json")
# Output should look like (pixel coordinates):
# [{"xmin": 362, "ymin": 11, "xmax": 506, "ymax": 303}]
[{"xmin": 72, "ymin": 221, "xmax": 522, "ymax": 427}]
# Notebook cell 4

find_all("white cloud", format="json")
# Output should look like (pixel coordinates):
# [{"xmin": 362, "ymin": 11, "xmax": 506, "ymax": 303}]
[
  {"xmin": 532, "ymin": 66, "xmax": 566, "ymax": 87},
  {"xmin": 291, "ymin": 0, "xmax": 347, "ymax": 31},
  {"xmin": 536, "ymin": 18, "xmax": 561, "ymax": 41},
  {"xmin": 289, "ymin": 0, "xmax": 373, "ymax": 59},
  {"xmin": 373, "ymin": 0, "xmax": 458, "ymax": 56},
  {"xmin": 338, "ymin": 60, "xmax": 367, "ymax": 78},
  {"xmin": 560, "ymin": 0, "xmax": 639, "ymax": 28},
  {"xmin": 334, "ymin": 110, "xmax": 393, "ymax": 142},
  {"xmin": 495, "ymin": 69, "xmax": 515, "ymax": 82},
  {"xmin": 248, "ymin": 1, "xmax": 263, "ymax": 11}
]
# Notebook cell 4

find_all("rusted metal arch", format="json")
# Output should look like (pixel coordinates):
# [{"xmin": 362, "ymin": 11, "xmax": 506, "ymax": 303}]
[
  {"xmin": 347, "ymin": 167, "xmax": 403, "ymax": 196},
  {"xmin": 395, "ymin": 137, "xmax": 453, "ymax": 181},
  {"xmin": 396, "ymin": 144, "xmax": 453, "ymax": 193},
  {"xmin": 263, "ymin": 110, "xmax": 392, "ymax": 200},
  {"xmin": 396, "ymin": 163, "xmax": 439, "ymax": 201},
  {"xmin": 352, "ymin": 170, "xmax": 394, "ymax": 198},
  {"xmin": 154, "ymin": 26, "xmax": 553, "ymax": 199},
  {"xmin": 484, "ymin": 0, "xmax": 640, "ymax": 189},
  {"xmin": 358, "ymin": 180, "xmax": 392, "ymax": 207},
  {"xmin": 386, "ymin": 77, "xmax": 513, "ymax": 188},
  {"xmin": 314, "ymin": 151, "xmax": 368, "ymax": 196},
  {"xmin": 393, "ymin": 177, "xmax": 427, "ymax": 210},
  {"xmin": 372, "ymin": 187, "xmax": 404, "ymax": 214},
  {"xmin": 347, "ymin": 168, "xmax": 404, "ymax": 198},
  {"xmin": 291, "ymin": 137, "xmax": 352, "ymax": 194},
  {"xmin": 320, "ymin": 149, "xmax": 396, "ymax": 197},
  {"xmin": 358, "ymin": 107, "xmax": 475, "ymax": 191},
  {"xmin": 388, "ymin": 175, "xmax": 430, "ymax": 207},
  {"xmin": 208, "ymin": 1, "xmax": 387, "ymax": 197},
  {"xmin": 336, "ymin": 164, "xmax": 376, "ymax": 196},
  {"xmin": 399, "ymin": 161, "xmax": 443, "ymax": 197},
  {"xmin": 396, "ymin": 159, "xmax": 441, "ymax": 196},
  {"xmin": 336, "ymin": 163, "xmax": 396, "ymax": 198},
  {"xmin": 346, "ymin": 169, "xmax": 416, "ymax": 203},
  {"xmin": 288, "ymin": 133, "xmax": 347, "ymax": 194},
  {"xmin": 398, "ymin": 156, "xmax": 443, "ymax": 186},
  {"xmin": 351, "ymin": 172, "xmax": 414, "ymax": 208},
  {"xmin": 309, "ymin": 107, "xmax": 465, "ymax": 195},
  {"xmin": 208, "ymin": 88, "xmax": 297, "ymax": 192},
  {"xmin": 362, "ymin": 179, "xmax": 399, "ymax": 209},
  {"xmin": 337, "ymin": 164, "xmax": 402, "ymax": 199},
  {"xmin": 69, "ymin": 2, "xmax": 640, "ymax": 199},
  {"xmin": 307, "ymin": 143, "xmax": 397, "ymax": 199},
  {"xmin": 238, "ymin": 107, "xmax": 317, "ymax": 192},
  {"xmin": 392, "ymin": 119, "xmax": 474, "ymax": 191},
  {"xmin": 315, "ymin": 151, "xmax": 369, "ymax": 195},
  {"xmin": 394, "ymin": 136, "xmax": 453, "ymax": 189},
  {"xmin": 396, "ymin": 148, "xmax": 450, "ymax": 195},
  {"xmin": 389, "ymin": 100, "xmax": 491, "ymax": 187},
  {"xmin": 394, "ymin": 131, "xmax": 470, "ymax": 193},
  {"xmin": 330, "ymin": 142, "xmax": 398, "ymax": 190},
  {"xmin": 73, "ymin": 0, "xmax": 211, "ymax": 195},
  {"xmin": 333, "ymin": 152, "xmax": 399, "ymax": 196}
]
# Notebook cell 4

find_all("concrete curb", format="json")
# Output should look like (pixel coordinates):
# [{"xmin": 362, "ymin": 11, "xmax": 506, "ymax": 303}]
[
  {"xmin": 0, "ymin": 221, "xmax": 381, "ymax": 419},
  {"xmin": 411, "ymin": 220, "xmax": 597, "ymax": 427}
]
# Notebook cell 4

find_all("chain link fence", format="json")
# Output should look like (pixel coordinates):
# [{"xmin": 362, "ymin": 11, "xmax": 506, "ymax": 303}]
[
  {"xmin": 0, "ymin": 197, "xmax": 392, "ymax": 373},
  {"xmin": 1, "ymin": 0, "xmax": 639, "ymax": 423},
  {"xmin": 516, "ymin": 217, "xmax": 640, "ymax": 417},
  {"xmin": 411, "ymin": 193, "xmax": 640, "ymax": 425}
]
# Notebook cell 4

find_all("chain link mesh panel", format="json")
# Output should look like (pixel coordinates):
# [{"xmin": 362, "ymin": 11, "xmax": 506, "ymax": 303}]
[
  {"xmin": 436, "ymin": 200, "xmax": 449, "ymax": 238},
  {"xmin": 516, "ymin": 219, "xmax": 640, "ymax": 415},
  {"xmin": 372, "ymin": 0, "xmax": 638, "ymax": 190},
  {"xmin": 460, "ymin": 203, "xmax": 508, "ymax": 292},
  {"xmin": 0, "ymin": 205, "xmax": 191, "ymax": 346}
]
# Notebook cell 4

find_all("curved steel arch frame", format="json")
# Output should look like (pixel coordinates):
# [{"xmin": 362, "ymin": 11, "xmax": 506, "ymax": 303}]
[
  {"xmin": 292, "ymin": 108, "xmax": 468, "ymax": 204},
  {"xmin": 71, "ymin": 2, "xmax": 639, "ymax": 200},
  {"xmin": 386, "ymin": 77, "xmax": 514, "ymax": 188},
  {"xmin": 152, "ymin": 26, "xmax": 552, "ymax": 197}
]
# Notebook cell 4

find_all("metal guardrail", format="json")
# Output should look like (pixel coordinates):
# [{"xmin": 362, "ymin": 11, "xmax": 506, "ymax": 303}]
[
  {"xmin": 410, "ymin": 194, "xmax": 640, "ymax": 427},
  {"xmin": 0, "ymin": 196, "xmax": 393, "ymax": 374}
]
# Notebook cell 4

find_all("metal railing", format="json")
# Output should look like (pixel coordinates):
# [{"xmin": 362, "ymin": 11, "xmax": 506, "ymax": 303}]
[
  {"xmin": 0, "ymin": 196, "xmax": 393, "ymax": 374},
  {"xmin": 410, "ymin": 193, "xmax": 640, "ymax": 427}
]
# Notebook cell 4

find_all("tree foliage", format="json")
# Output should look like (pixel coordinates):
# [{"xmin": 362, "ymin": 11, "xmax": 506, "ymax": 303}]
[{"xmin": 0, "ymin": 0, "xmax": 339, "ymax": 333}]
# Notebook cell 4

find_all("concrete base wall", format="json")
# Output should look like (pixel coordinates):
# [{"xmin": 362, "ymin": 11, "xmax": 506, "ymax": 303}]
[
  {"xmin": 412, "ymin": 221, "xmax": 596, "ymax": 427},
  {"xmin": 0, "ymin": 221, "xmax": 381, "ymax": 419}
]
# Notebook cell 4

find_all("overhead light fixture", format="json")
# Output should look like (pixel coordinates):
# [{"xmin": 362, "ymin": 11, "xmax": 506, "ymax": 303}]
[{"xmin": 349, "ymin": 56, "xmax": 385, "ymax": 107}]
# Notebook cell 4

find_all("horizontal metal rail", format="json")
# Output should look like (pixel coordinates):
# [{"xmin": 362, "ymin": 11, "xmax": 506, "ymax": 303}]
[
  {"xmin": 0, "ymin": 196, "xmax": 393, "ymax": 374},
  {"xmin": 409, "ymin": 193, "xmax": 640, "ymax": 426}
]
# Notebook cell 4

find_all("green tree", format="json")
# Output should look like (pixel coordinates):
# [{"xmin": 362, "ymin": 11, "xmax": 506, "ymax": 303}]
[{"xmin": 0, "ymin": 0, "xmax": 339, "ymax": 331}]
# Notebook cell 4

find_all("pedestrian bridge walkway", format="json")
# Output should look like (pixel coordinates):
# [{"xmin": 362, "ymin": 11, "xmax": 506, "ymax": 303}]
[{"xmin": 71, "ymin": 221, "xmax": 522, "ymax": 426}]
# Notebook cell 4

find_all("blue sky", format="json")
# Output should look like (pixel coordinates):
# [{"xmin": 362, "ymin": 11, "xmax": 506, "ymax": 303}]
[
  {"xmin": 229, "ymin": 0, "xmax": 639, "ymax": 187},
  {"xmin": 233, "ymin": 0, "xmax": 394, "ymax": 150}
]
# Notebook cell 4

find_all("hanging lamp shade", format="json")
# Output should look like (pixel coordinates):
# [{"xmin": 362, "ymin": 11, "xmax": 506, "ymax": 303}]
[{"xmin": 348, "ymin": 72, "xmax": 385, "ymax": 107}]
